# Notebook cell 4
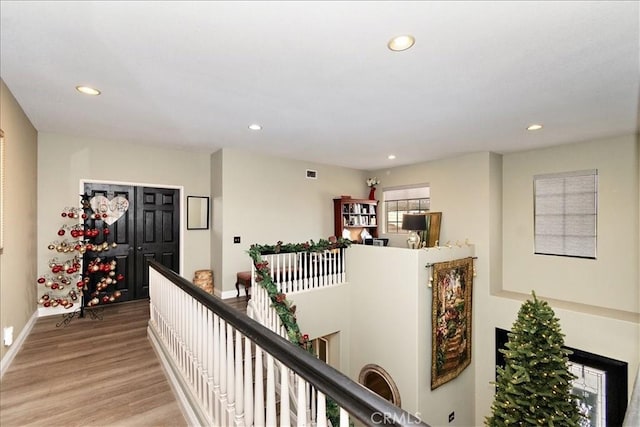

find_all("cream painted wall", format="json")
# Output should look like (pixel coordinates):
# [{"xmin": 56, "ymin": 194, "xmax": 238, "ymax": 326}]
[
  {"xmin": 502, "ymin": 135, "xmax": 639, "ymax": 313},
  {"xmin": 218, "ymin": 148, "xmax": 366, "ymax": 296},
  {"xmin": 473, "ymin": 136, "xmax": 640, "ymax": 424},
  {"xmin": 348, "ymin": 245, "xmax": 422, "ymax": 415},
  {"xmin": 211, "ymin": 149, "xmax": 223, "ymax": 295},
  {"xmin": 367, "ymin": 147, "xmax": 638, "ymax": 424},
  {"xmin": 370, "ymin": 152, "xmax": 494, "ymax": 425},
  {"xmin": 287, "ymin": 284, "xmax": 351, "ymax": 372},
  {"xmin": 0, "ymin": 80, "xmax": 38, "ymax": 361},
  {"xmin": 344, "ymin": 244, "xmax": 476, "ymax": 426},
  {"xmin": 37, "ymin": 133, "xmax": 211, "ymax": 293}
]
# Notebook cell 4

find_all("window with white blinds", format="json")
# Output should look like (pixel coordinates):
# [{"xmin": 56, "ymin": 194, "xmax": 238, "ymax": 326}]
[{"xmin": 534, "ymin": 170, "xmax": 597, "ymax": 258}]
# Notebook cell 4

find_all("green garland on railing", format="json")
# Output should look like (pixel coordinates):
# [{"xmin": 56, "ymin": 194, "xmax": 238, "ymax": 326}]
[
  {"xmin": 247, "ymin": 238, "xmax": 351, "ymax": 345},
  {"xmin": 247, "ymin": 238, "xmax": 352, "ymax": 426}
]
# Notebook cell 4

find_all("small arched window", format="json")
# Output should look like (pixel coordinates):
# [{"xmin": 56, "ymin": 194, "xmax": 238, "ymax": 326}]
[{"xmin": 358, "ymin": 364, "xmax": 401, "ymax": 407}]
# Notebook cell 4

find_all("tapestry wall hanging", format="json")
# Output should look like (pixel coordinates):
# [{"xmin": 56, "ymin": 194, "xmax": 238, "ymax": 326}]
[{"xmin": 431, "ymin": 257, "xmax": 473, "ymax": 389}]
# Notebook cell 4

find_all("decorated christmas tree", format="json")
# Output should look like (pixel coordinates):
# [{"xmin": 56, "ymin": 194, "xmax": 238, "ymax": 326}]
[
  {"xmin": 37, "ymin": 194, "xmax": 124, "ymax": 321},
  {"xmin": 486, "ymin": 292, "xmax": 582, "ymax": 426}
]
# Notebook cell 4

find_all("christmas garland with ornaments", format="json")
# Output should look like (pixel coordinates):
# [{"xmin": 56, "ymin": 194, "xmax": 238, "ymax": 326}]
[{"xmin": 37, "ymin": 194, "xmax": 125, "ymax": 310}]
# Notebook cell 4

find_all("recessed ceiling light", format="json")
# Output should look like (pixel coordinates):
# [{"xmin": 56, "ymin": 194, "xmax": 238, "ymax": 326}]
[
  {"xmin": 75, "ymin": 85, "xmax": 101, "ymax": 96},
  {"xmin": 248, "ymin": 123, "xmax": 262, "ymax": 131},
  {"xmin": 387, "ymin": 35, "xmax": 415, "ymax": 52},
  {"xmin": 527, "ymin": 124, "xmax": 543, "ymax": 131},
  {"xmin": 388, "ymin": 154, "xmax": 396, "ymax": 160}
]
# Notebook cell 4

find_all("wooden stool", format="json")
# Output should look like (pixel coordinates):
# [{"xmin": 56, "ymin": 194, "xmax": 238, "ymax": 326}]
[{"xmin": 236, "ymin": 271, "xmax": 252, "ymax": 299}]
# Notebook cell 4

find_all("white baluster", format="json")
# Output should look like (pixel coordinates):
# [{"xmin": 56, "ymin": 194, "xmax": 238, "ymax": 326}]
[
  {"xmin": 341, "ymin": 248, "xmax": 346, "ymax": 283},
  {"xmin": 226, "ymin": 323, "xmax": 235, "ymax": 419},
  {"xmin": 302, "ymin": 251, "xmax": 308, "ymax": 290},
  {"xmin": 316, "ymin": 391, "xmax": 327, "ymax": 427},
  {"xmin": 234, "ymin": 330, "xmax": 244, "ymax": 425},
  {"xmin": 197, "ymin": 302, "xmax": 204, "ymax": 406},
  {"xmin": 320, "ymin": 251, "xmax": 324, "ymax": 288},
  {"xmin": 265, "ymin": 354, "xmax": 276, "ymax": 426},
  {"xmin": 297, "ymin": 375, "xmax": 307, "ymax": 426},
  {"xmin": 213, "ymin": 313, "xmax": 220, "ymax": 423},
  {"xmin": 308, "ymin": 383, "xmax": 314, "ymax": 424},
  {"xmin": 280, "ymin": 362, "xmax": 291, "ymax": 427},
  {"xmin": 244, "ymin": 337, "xmax": 254, "ymax": 427},
  {"xmin": 332, "ymin": 249, "xmax": 337, "ymax": 285},
  {"xmin": 339, "ymin": 407, "xmax": 349, "ymax": 427},
  {"xmin": 311, "ymin": 252, "xmax": 317, "ymax": 289},
  {"xmin": 207, "ymin": 310, "xmax": 215, "ymax": 423},
  {"xmin": 219, "ymin": 320, "xmax": 228, "ymax": 426},
  {"xmin": 254, "ymin": 346, "xmax": 265, "ymax": 426}
]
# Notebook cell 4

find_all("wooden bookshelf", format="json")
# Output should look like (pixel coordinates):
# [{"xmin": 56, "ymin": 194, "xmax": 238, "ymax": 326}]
[{"xmin": 333, "ymin": 198, "xmax": 378, "ymax": 242}]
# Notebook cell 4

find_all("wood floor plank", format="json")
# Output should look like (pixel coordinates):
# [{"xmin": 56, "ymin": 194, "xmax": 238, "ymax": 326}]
[
  {"xmin": 0, "ymin": 300, "xmax": 187, "ymax": 427},
  {"xmin": 1, "ymin": 296, "xmax": 248, "ymax": 427}
]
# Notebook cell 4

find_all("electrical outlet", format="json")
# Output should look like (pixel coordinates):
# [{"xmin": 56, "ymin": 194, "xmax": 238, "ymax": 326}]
[
  {"xmin": 233, "ymin": 236, "xmax": 241, "ymax": 244},
  {"xmin": 448, "ymin": 411, "xmax": 455, "ymax": 423},
  {"xmin": 3, "ymin": 326, "xmax": 14, "ymax": 346}
]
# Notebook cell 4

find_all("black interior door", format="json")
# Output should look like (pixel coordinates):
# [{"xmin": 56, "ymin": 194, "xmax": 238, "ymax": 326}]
[
  {"xmin": 135, "ymin": 187, "xmax": 180, "ymax": 298},
  {"xmin": 83, "ymin": 183, "xmax": 136, "ymax": 301},
  {"xmin": 83, "ymin": 183, "xmax": 180, "ymax": 301}
]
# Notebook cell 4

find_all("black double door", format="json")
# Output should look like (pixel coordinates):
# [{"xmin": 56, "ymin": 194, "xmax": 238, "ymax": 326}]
[{"xmin": 83, "ymin": 183, "xmax": 180, "ymax": 301}]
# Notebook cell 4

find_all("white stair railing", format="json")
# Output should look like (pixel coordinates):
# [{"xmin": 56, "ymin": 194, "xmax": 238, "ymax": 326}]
[
  {"xmin": 261, "ymin": 248, "xmax": 346, "ymax": 295},
  {"xmin": 147, "ymin": 260, "xmax": 427, "ymax": 427}
]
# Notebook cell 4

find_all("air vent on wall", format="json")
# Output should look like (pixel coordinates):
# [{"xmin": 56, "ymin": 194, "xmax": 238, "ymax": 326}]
[{"xmin": 306, "ymin": 169, "xmax": 317, "ymax": 179}]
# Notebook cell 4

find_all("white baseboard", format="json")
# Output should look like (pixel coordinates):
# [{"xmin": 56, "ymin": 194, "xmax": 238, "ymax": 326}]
[
  {"xmin": 147, "ymin": 323, "xmax": 209, "ymax": 427},
  {"xmin": 221, "ymin": 288, "xmax": 244, "ymax": 299},
  {"xmin": 37, "ymin": 306, "xmax": 70, "ymax": 317},
  {"xmin": 0, "ymin": 310, "xmax": 38, "ymax": 380}
]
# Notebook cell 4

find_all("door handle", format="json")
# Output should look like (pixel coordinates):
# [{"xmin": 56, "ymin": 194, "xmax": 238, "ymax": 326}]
[{"xmin": 137, "ymin": 246, "xmax": 143, "ymax": 251}]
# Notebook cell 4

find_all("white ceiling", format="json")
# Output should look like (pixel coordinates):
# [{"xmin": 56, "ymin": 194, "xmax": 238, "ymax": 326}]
[{"xmin": 1, "ymin": 1, "xmax": 638, "ymax": 170}]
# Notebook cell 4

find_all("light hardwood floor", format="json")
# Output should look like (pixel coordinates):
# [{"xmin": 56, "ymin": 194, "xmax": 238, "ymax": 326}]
[{"xmin": 0, "ymin": 297, "xmax": 247, "ymax": 427}]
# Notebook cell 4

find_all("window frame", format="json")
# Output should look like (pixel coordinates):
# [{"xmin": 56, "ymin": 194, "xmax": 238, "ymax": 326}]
[{"xmin": 383, "ymin": 185, "xmax": 430, "ymax": 234}]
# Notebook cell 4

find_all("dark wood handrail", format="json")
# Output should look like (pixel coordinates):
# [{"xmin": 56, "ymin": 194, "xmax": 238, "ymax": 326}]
[{"xmin": 149, "ymin": 260, "xmax": 429, "ymax": 427}]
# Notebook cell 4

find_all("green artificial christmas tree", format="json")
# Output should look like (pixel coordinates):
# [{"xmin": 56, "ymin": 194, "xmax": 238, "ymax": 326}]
[{"xmin": 486, "ymin": 292, "xmax": 582, "ymax": 427}]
